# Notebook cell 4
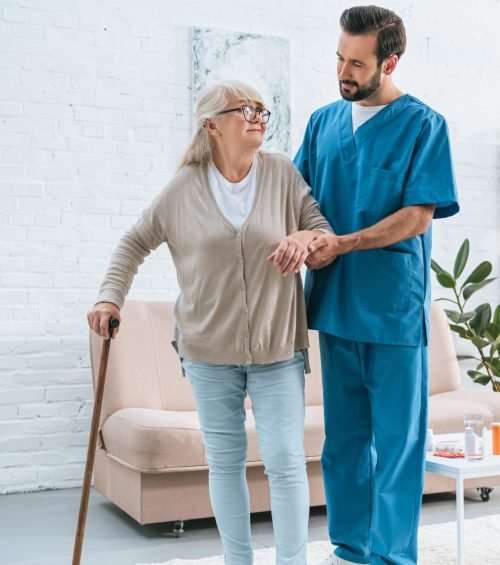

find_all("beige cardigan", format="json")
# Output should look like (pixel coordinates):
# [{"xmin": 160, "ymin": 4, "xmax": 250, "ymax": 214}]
[{"xmin": 97, "ymin": 151, "xmax": 332, "ymax": 365}]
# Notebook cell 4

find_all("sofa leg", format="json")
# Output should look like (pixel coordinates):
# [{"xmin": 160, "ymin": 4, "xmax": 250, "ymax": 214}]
[
  {"xmin": 173, "ymin": 520, "xmax": 185, "ymax": 537},
  {"xmin": 478, "ymin": 487, "xmax": 494, "ymax": 502}
]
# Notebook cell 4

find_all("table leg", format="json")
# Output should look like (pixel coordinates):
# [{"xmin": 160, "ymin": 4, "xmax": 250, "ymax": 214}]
[{"xmin": 456, "ymin": 477, "xmax": 465, "ymax": 565}]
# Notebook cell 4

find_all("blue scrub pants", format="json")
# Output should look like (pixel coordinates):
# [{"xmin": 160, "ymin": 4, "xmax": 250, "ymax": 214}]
[
  {"xmin": 319, "ymin": 333, "xmax": 428, "ymax": 565},
  {"xmin": 182, "ymin": 352, "xmax": 309, "ymax": 565}
]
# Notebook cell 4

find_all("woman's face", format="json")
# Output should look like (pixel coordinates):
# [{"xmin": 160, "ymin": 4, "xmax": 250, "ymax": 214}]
[{"xmin": 213, "ymin": 97, "xmax": 267, "ymax": 151}]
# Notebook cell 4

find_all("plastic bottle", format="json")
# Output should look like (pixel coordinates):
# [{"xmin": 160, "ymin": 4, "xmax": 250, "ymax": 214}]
[
  {"xmin": 426, "ymin": 428, "xmax": 434, "ymax": 452},
  {"xmin": 465, "ymin": 426, "xmax": 477, "ymax": 460}
]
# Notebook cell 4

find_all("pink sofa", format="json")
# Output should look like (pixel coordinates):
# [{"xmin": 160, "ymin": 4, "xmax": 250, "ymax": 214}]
[{"xmin": 89, "ymin": 301, "xmax": 500, "ymax": 525}]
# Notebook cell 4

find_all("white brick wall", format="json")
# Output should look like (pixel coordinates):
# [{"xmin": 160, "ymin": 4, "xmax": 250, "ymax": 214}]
[{"xmin": 0, "ymin": 0, "xmax": 498, "ymax": 493}]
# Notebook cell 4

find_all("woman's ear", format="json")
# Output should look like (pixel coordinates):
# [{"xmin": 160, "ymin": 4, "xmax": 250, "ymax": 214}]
[{"xmin": 205, "ymin": 119, "xmax": 220, "ymax": 137}]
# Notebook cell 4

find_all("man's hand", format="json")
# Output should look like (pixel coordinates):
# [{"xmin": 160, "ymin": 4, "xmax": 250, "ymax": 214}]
[{"xmin": 306, "ymin": 234, "xmax": 342, "ymax": 270}]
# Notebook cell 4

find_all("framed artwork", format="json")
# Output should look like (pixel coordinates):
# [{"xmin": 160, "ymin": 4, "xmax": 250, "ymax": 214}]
[{"xmin": 192, "ymin": 27, "xmax": 291, "ymax": 154}]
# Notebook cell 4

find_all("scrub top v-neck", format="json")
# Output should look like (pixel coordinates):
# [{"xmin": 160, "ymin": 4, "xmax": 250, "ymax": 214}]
[
  {"xmin": 351, "ymin": 102, "xmax": 387, "ymax": 134},
  {"xmin": 294, "ymin": 94, "xmax": 459, "ymax": 346}
]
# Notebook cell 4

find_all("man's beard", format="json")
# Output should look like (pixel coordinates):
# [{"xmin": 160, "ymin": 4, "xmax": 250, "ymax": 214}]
[{"xmin": 339, "ymin": 65, "xmax": 382, "ymax": 101}]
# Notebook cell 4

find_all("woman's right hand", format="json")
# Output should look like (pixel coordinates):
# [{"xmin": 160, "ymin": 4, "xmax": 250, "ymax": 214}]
[{"xmin": 87, "ymin": 302, "xmax": 121, "ymax": 339}]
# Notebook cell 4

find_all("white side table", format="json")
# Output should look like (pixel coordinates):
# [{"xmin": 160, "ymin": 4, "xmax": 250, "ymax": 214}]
[{"xmin": 425, "ymin": 431, "xmax": 500, "ymax": 565}]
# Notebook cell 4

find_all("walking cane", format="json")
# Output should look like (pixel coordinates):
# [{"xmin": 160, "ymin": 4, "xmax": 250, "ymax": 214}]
[{"xmin": 72, "ymin": 317, "xmax": 120, "ymax": 565}]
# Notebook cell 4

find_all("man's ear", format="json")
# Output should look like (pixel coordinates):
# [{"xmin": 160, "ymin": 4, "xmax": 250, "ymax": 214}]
[{"xmin": 383, "ymin": 54, "xmax": 399, "ymax": 75}]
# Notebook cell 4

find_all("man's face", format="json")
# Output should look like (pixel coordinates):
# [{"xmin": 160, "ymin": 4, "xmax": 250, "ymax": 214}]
[{"xmin": 336, "ymin": 32, "xmax": 382, "ymax": 102}]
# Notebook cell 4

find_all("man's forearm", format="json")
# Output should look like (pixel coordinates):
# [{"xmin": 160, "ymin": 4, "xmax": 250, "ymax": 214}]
[
  {"xmin": 336, "ymin": 204, "xmax": 435, "ymax": 254},
  {"xmin": 306, "ymin": 204, "xmax": 436, "ymax": 270}
]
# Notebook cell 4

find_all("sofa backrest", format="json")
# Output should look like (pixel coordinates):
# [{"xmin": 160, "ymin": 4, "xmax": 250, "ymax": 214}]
[
  {"xmin": 428, "ymin": 301, "xmax": 461, "ymax": 395},
  {"xmin": 90, "ymin": 300, "xmax": 325, "ymax": 424},
  {"xmin": 90, "ymin": 301, "xmax": 195, "ymax": 425},
  {"xmin": 89, "ymin": 300, "xmax": 459, "ymax": 424}
]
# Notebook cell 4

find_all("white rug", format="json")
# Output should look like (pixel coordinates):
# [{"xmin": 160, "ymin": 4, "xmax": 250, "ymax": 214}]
[{"xmin": 136, "ymin": 514, "xmax": 500, "ymax": 565}]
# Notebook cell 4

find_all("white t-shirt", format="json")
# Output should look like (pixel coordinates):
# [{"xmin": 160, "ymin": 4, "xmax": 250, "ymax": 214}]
[
  {"xmin": 208, "ymin": 157, "xmax": 258, "ymax": 231},
  {"xmin": 352, "ymin": 102, "xmax": 387, "ymax": 133}
]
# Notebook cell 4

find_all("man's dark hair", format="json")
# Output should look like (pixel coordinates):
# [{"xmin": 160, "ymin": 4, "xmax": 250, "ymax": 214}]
[{"xmin": 340, "ymin": 5, "xmax": 406, "ymax": 63}]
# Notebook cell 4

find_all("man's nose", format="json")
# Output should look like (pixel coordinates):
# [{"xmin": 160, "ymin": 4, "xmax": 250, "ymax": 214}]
[{"xmin": 338, "ymin": 62, "xmax": 349, "ymax": 80}]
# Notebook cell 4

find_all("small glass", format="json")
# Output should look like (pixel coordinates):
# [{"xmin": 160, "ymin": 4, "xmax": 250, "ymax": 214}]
[{"xmin": 464, "ymin": 413, "xmax": 484, "ymax": 460}]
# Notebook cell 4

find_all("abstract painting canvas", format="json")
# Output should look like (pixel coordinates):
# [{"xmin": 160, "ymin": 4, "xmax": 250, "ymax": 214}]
[{"xmin": 193, "ymin": 27, "xmax": 291, "ymax": 154}]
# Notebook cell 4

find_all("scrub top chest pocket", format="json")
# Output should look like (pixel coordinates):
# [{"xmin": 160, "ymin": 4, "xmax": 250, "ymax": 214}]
[{"xmin": 356, "ymin": 166, "xmax": 406, "ymax": 222}]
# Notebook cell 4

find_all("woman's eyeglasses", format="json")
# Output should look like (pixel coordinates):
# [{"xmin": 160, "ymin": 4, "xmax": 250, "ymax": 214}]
[{"xmin": 217, "ymin": 105, "xmax": 271, "ymax": 124}]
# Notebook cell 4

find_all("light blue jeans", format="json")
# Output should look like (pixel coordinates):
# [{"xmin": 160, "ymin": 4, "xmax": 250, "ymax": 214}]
[{"xmin": 182, "ymin": 352, "xmax": 309, "ymax": 565}]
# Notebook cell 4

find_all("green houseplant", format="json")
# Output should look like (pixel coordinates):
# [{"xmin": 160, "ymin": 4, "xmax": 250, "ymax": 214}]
[{"xmin": 431, "ymin": 239, "xmax": 499, "ymax": 392}]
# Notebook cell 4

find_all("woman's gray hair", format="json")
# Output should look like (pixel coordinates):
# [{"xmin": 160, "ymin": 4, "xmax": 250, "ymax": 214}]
[{"xmin": 177, "ymin": 79, "xmax": 265, "ymax": 170}]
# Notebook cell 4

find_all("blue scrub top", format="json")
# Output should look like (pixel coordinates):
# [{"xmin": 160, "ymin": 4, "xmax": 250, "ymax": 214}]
[{"xmin": 294, "ymin": 94, "xmax": 459, "ymax": 346}]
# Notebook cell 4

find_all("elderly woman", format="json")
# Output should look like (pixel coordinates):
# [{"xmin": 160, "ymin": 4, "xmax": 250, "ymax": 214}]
[{"xmin": 87, "ymin": 79, "xmax": 332, "ymax": 565}]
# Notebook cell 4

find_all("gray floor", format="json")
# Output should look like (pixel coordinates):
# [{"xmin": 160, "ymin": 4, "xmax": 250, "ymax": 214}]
[{"xmin": 1, "ymin": 487, "xmax": 499, "ymax": 565}]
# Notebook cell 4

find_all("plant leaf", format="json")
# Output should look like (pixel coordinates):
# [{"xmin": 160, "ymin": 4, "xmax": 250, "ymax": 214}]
[
  {"xmin": 457, "ymin": 355, "xmax": 478, "ymax": 361},
  {"xmin": 431, "ymin": 259, "xmax": 445, "ymax": 274},
  {"xmin": 486, "ymin": 323, "xmax": 499, "ymax": 340},
  {"xmin": 471, "ymin": 335, "xmax": 489, "ymax": 349},
  {"xmin": 445, "ymin": 310, "xmax": 475, "ymax": 324},
  {"xmin": 463, "ymin": 261, "xmax": 492, "ymax": 285},
  {"xmin": 463, "ymin": 278, "xmax": 496, "ymax": 301},
  {"xmin": 493, "ymin": 305, "xmax": 500, "ymax": 328},
  {"xmin": 474, "ymin": 377, "xmax": 491, "ymax": 385},
  {"xmin": 467, "ymin": 370, "xmax": 491, "ymax": 385},
  {"xmin": 469, "ymin": 304, "xmax": 492, "ymax": 335},
  {"xmin": 437, "ymin": 272, "xmax": 456, "ymax": 288},
  {"xmin": 435, "ymin": 297, "xmax": 459, "ymax": 305},
  {"xmin": 453, "ymin": 239, "xmax": 469, "ymax": 279},
  {"xmin": 467, "ymin": 371, "xmax": 491, "ymax": 385},
  {"xmin": 468, "ymin": 370, "xmax": 491, "ymax": 386},
  {"xmin": 490, "ymin": 359, "xmax": 500, "ymax": 378},
  {"xmin": 449, "ymin": 324, "xmax": 468, "ymax": 338}
]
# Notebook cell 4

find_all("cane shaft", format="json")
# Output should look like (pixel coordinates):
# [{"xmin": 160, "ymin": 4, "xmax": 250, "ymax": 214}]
[{"xmin": 72, "ymin": 336, "xmax": 112, "ymax": 565}]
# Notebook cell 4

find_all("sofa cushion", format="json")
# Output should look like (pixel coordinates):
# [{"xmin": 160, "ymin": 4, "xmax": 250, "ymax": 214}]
[
  {"xmin": 429, "ymin": 390, "xmax": 500, "ymax": 434},
  {"xmin": 101, "ymin": 408, "xmax": 205, "ymax": 471},
  {"xmin": 101, "ymin": 406, "xmax": 325, "ymax": 472}
]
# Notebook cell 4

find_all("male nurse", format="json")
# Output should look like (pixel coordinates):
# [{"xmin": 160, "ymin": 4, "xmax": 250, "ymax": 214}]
[{"xmin": 294, "ymin": 6, "xmax": 459, "ymax": 565}]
